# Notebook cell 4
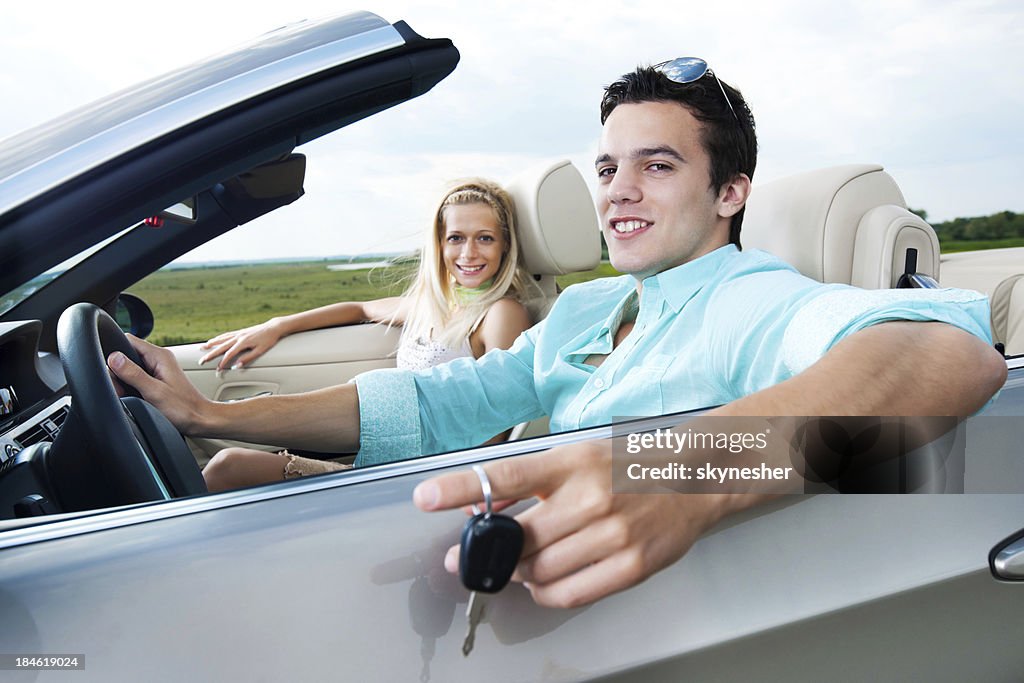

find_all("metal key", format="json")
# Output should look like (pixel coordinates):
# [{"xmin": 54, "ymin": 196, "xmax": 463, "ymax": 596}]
[
  {"xmin": 460, "ymin": 465, "xmax": 524, "ymax": 657},
  {"xmin": 462, "ymin": 590, "xmax": 485, "ymax": 656}
]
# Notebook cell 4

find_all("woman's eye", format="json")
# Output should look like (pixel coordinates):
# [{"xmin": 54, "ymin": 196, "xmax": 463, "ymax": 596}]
[
  {"xmin": 479, "ymin": 235, "xmax": 494, "ymax": 242},
  {"xmin": 446, "ymin": 235, "xmax": 463, "ymax": 243}
]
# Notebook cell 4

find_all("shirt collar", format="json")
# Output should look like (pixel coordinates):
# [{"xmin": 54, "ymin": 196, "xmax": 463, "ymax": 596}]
[
  {"xmin": 562, "ymin": 281, "xmax": 637, "ymax": 358},
  {"xmin": 642, "ymin": 244, "xmax": 738, "ymax": 313}
]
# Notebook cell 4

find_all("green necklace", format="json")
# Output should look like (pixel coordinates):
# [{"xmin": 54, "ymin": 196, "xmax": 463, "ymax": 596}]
[{"xmin": 454, "ymin": 278, "xmax": 494, "ymax": 305}]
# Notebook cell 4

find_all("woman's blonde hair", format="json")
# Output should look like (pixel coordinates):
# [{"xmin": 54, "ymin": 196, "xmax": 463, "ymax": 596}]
[{"xmin": 400, "ymin": 178, "xmax": 538, "ymax": 349}]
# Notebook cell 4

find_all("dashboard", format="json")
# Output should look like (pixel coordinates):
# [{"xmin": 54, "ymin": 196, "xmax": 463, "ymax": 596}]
[{"xmin": 0, "ymin": 320, "xmax": 71, "ymax": 517}]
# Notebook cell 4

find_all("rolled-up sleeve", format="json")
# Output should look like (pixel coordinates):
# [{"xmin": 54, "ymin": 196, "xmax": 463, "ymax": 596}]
[
  {"xmin": 782, "ymin": 286, "xmax": 992, "ymax": 376},
  {"xmin": 353, "ymin": 369, "xmax": 422, "ymax": 467},
  {"xmin": 353, "ymin": 327, "xmax": 545, "ymax": 467}
]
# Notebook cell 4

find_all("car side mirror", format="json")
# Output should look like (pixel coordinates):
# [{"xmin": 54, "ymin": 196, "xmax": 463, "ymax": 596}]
[{"xmin": 114, "ymin": 293, "xmax": 155, "ymax": 339}]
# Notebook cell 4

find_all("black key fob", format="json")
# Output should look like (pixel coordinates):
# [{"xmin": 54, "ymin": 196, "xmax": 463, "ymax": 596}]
[{"xmin": 459, "ymin": 513, "xmax": 525, "ymax": 593}]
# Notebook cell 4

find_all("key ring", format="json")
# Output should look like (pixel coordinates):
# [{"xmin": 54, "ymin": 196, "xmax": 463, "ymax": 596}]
[{"xmin": 470, "ymin": 464, "xmax": 492, "ymax": 518}]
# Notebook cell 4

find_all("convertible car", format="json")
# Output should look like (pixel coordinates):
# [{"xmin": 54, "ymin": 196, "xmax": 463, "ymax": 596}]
[{"xmin": 1, "ymin": 12, "xmax": 1022, "ymax": 682}]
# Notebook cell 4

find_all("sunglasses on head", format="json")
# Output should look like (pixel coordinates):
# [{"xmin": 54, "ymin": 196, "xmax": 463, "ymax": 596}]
[{"xmin": 654, "ymin": 57, "xmax": 739, "ymax": 123}]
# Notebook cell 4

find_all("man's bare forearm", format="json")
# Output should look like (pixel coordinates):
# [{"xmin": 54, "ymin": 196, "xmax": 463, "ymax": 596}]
[{"xmin": 193, "ymin": 383, "xmax": 362, "ymax": 453}]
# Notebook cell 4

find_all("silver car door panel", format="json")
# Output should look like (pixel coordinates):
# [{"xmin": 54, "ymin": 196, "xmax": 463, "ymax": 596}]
[{"xmin": 1, "ymin": 485, "xmax": 1022, "ymax": 681}]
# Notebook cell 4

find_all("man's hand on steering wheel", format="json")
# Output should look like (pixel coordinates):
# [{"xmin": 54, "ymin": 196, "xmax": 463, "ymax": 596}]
[{"xmin": 107, "ymin": 336, "xmax": 212, "ymax": 436}]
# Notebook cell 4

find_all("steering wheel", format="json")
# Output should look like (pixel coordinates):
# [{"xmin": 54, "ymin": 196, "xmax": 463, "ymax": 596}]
[{"xmin": 52, "ymin": 303, "xmax": 205, "ymax": 511}]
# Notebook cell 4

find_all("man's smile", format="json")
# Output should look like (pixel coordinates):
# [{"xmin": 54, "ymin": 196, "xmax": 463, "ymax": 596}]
[{"xmin": 609, "ymin": 216, "xmax": 653, "ymax": 237}]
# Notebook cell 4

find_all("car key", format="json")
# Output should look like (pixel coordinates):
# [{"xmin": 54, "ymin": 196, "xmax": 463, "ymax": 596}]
[
  {"xmin": 462, "ymin": 589, "xmax": 485, "ymax": 657},
  {"xmin": 460, "ymin": 465, "xmax": 524, "ymax": 657},
  {"xmin": 460, "ymin": 511, "xmax": 524, "ymax": 655}
]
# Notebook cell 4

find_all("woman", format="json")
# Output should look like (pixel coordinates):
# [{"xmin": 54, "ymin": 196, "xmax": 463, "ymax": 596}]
[{"xmin": 200, "ymin": 178, "xmax": 537, "ymax": 491}]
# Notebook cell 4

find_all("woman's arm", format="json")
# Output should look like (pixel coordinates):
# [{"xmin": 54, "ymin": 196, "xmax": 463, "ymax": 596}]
[
  {"xmin": 470, "ymin": 297, "xmax": 533, "ymax": 357},
  {"xmin": 200, "ymin": 296, "xmax": 407, "ymax": 370}
]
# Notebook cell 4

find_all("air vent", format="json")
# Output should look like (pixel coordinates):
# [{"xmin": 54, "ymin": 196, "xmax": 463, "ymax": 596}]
[
  {"xmin": 12, "ymin": 403, "xmax": 70, "ymax": 448},
  {"xmin": 49, "ymin": 407, "xmax": 68, "ymax": 429},
  {"xmin": 15, "ymin": 423, "xmax": 50, "ymax": 448}
]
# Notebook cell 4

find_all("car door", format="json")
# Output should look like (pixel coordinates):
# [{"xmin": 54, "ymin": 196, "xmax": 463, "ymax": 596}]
[
  {"xmin": 171, "ymin": 323, "xmax": 402, "ymax": 462},
  {"xmin": 2, "ymin": 370, "xmax": 1024, "ymax": 682}
]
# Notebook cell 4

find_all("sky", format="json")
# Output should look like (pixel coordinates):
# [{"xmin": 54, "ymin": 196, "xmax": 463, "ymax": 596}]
[{"xmin": 1, "ymin": 0, "xmax": 1022, "ymax": 263}]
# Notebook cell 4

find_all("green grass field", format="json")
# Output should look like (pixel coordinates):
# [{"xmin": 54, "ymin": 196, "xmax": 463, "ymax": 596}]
[{"xmin": 129, "ymin": 261, "xmax": 621, "ymax": 346}]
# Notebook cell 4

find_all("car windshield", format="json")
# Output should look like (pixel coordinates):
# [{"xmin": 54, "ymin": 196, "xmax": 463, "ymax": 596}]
[{"xmin": 0, "ymin": 225, "xmax": 136, "ymax": 316}]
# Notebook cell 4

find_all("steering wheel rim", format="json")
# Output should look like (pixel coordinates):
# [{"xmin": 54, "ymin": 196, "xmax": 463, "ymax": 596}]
[{"xmin": 56, "ymin": 302, "xmax": 170, "ymax": 505}]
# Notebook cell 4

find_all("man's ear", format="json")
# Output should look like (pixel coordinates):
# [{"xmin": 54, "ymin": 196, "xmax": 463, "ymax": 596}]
[{"xmin": 718, "ymin": 173, "xmax": 752, "ymax": 218}]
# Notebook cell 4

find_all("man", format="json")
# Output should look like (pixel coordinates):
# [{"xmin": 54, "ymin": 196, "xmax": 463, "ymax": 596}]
[{"xmin": 110, "ymin": 60, "xmax": 1006, "ymax": 608}]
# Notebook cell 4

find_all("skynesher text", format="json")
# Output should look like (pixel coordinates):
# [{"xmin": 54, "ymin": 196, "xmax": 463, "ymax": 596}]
[{"xmin": 627, "ymin": 462, "xmax": 794, "ymax": 483}]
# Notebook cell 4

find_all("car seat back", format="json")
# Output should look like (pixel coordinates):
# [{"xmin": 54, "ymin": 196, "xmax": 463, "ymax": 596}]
[
  {"xmin": 743, "ymin": 164, "xmax": 940, "ymax": 288},
  {"xmin": 504, "ymin": 160, "xmax": 599, "ymax": 440},
  {"xmin": 941, "ymin": 247, "xmax": 1024, "ymax": 357},
  {"xmin": 506, "ymin": 159, "xmax": 601, "ymax": 321},
  {"xmin": 990, "ymin": 274, "xmax": 1024, "ymax": 355}
]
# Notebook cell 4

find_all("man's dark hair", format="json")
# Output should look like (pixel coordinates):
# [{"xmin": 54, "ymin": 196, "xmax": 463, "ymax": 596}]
[{"xmin": 600, "ymin": 66, "xmax": 758, "ymax": 247}]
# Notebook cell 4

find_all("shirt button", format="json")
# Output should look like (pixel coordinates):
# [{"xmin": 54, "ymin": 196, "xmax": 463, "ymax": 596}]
[{"xmin": 594, "ymin": 378, "xmax": 606, "ymax": 390}]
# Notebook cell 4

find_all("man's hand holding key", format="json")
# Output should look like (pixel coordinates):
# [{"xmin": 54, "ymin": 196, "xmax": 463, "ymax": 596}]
[{"xmin": 413, "ymin": 440, "xmax": 739, "ymax": 610}]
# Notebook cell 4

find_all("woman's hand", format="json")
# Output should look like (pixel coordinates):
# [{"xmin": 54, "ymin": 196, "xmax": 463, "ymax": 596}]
[{"xmin": 199, "ymin": 318, "xmax": 288, "ymax": 370}]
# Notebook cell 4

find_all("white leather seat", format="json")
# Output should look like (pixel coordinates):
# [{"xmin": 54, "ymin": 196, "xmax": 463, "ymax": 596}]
[
  {"xmin": 940, "ymin": 248, "xmax": 1024, "ymax": 356},
  {"xmin": 505, "ymin": 159, "xmax": 601, "ymax": 321},
  {"xmin": 504, "ymin": 160, "xmax": 600, "ymax": 439},
  {"xmin": 743, "ymin": 164, "xmax": 940, "ymax": 288},
  {"xmin": 990, "ymin": 274, "xmax": 1024, "ymax": 355}
]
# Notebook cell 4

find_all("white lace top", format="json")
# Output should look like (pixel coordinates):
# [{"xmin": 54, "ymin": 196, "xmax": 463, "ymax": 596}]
[
  {"xmin": 396, "ymin": 333, "xmax": 474, "ymax": 371},
  {"xmin": 395, "ymin": 307, "xmax": 491, "ymax": 371}
]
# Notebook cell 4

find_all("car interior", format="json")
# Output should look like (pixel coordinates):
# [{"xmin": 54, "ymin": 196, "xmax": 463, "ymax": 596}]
[{"xmin": 176, "ymin": 158, "xmax": 603, "ymax": 461}]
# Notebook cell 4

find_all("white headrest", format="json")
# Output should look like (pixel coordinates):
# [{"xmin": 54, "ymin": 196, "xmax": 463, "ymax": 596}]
[
  {"xmin": 505, "ymin": 160, "xmax": 601, "ymax": 276},
  {"xmin": 743, "ymin": 164, "xmax": 940, "ymax": 288}
]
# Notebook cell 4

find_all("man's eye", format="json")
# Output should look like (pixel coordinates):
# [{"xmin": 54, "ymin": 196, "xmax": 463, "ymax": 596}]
[
  {"xmin": 597, "ymin": 167, "xmax": 616, "ymax": 179},
  {"xmin": 648, "ymin": 163, "xmax": 671, "ymax": 172}
]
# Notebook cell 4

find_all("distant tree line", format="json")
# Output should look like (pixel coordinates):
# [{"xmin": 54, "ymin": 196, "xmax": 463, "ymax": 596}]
[{"xmin": 910, "ymin": 208, "xmax": 1024, "ymax": 242}]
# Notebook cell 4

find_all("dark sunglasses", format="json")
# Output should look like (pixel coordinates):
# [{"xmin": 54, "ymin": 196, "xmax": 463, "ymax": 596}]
[{"xmin": 654, "ymin": 57, "xmax": 739, "ymax": 122}]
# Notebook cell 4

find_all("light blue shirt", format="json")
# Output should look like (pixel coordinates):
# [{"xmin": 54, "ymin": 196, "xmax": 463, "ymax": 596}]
[{"xmin": 354, "ymin": 245, "xmax": 991, "ymax": 466}]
